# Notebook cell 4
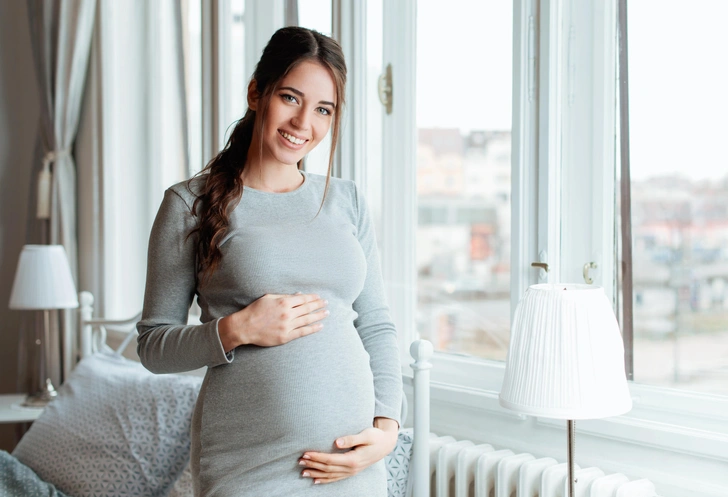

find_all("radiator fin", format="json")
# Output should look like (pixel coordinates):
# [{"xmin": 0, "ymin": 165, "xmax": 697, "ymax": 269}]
[
  {"xmin": 426, "ymin": 436, "xmax": 659, "ymax": 497},
  {"xmin": 475, "ymin": 449, "xmax": 515, "ymax": 497},
  {"xmin": 496, "ymin": 453, "xmax": 535, "ymax": 497},
  {"xmin": 589, "ymin": 473, "xmax": 630, "ymax": 497},
  {"xmin": 456, "ymin": 444, "xmax": 495, "ymax": 497},
  {"xmin": 518, "ymin": 457, "xmax": 558, "ymax": 497},
  {"xmin": 542, "ymin": 462, "xmax": 579, "ymax": 497},
  {"xmin": 437, "ymin": 440, "xmax": 475, "ymax": 496}
]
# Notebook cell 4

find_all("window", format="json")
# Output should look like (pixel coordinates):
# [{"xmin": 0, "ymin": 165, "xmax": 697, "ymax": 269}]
[
  {"xmin": 298, "ymin": 0, "xmax": 333, "ymax": 176},
  {"xmin": 365, "ymin": 0, "xmax": 384, "ymax": 241},
  {"xmin": 618, "ymin": 0, "xmax": 728, "ymax": 396},
  {"xmin": 184, "ymin": 0, "xmax": 203, "ymax": 175},
  {"xmin": 218, "ymin": 0, "xmax": 247, "ymax": 150},
  {"xmin": 367, "ymin": 0, "xmax": 726, "ymax": 493},
  {"xmin": 415, "ymin": 1, "xmax": 513, "ymax": 360}
]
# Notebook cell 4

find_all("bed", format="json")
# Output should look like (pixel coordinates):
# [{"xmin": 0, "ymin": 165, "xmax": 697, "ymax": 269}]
[{"xmin": 1, "ymin": 291, "xmax": 433, "ymax": 497}]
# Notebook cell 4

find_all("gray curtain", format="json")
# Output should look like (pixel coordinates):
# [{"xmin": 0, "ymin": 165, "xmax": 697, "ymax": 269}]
[{"xmin": 20, "ymin": 0, "xmax": 96, "ymax": 392}]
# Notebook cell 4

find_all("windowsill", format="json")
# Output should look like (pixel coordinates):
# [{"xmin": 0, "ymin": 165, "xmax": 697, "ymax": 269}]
[{"xmin": 402, "ymin": 350, "xmax": 728, "ymax": 497}]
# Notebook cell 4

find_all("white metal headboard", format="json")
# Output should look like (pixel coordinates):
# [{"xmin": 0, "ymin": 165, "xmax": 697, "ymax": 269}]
[{"xmin": 78, "ymin": 291, "xmax": 141, "ymax": 358}]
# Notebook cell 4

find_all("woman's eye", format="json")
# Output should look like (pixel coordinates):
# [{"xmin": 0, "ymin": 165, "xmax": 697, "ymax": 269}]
[
  {"xmin": 282, "ymin": 94, "xmax": 297, "ymax": 103},
  {"xmin": 317, "ymin": 107, "xmax": 332, "ymax": 116}
]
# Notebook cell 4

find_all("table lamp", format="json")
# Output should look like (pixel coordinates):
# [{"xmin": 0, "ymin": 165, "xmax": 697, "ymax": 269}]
[
  {"xmin": 9, "ymin": 244, "xmax": 79, "ymax": 407},
  {"xmin": 499, "ymin": 284, "xmax": 632, "ymax": 497}
]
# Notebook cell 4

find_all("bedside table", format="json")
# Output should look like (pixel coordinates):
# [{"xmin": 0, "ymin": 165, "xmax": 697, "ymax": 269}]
[{"xmin": 0, "ymin": 394, "xmax": 45, "ymax": 424}]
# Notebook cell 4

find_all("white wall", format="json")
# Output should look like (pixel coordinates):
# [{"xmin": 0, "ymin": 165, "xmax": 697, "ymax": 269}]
[{"xmin": 0, "ymin": 1, "xmax": 40, "ymax": 451}]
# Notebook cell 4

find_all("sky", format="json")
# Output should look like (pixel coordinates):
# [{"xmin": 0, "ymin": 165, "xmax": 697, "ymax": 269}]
[{"xmin": 627, "ymin": 0, "xmax": 728, "ymax": 181}]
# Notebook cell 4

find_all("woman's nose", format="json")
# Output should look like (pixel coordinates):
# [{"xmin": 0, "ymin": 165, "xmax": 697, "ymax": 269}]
[{"xmin": 291, "ymin": 111, "xmax": 310, "ymax": 130}]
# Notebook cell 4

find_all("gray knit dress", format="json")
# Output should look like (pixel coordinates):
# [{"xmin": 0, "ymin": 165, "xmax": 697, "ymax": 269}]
[{"xmin": 136, "ymin": 171, "xmax": 402, "ymax": 497}]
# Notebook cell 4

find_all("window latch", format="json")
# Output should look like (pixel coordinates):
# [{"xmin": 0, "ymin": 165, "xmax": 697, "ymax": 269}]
[
  {"xmin": 583, "ymin": 262, "xmax": 597, "ymax": 284},
  {"xmin": 378, "ymin": 63, "xmax": 393, "ymax": 115}
]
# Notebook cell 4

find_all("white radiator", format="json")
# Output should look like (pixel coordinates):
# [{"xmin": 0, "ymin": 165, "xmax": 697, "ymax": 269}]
[{"xmin": 427, "ymin": 435, "xmax": 658, "ymax": 497}]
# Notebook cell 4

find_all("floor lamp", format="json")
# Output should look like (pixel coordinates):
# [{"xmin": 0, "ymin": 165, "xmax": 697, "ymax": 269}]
[
  {"xmin": 499, "ymin": 284, "xmax": 632, "ymax": 497},
  {"xmin": 9, "ymin": 245, "xmax": 79, "ymax": 407}
]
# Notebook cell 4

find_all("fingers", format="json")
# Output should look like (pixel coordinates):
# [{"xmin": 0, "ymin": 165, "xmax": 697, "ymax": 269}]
[
  {"xmin": 248, "ymin": 293, "xmax": 328, "ymax": 346},
  {"xmin": 290, "ymin": 321, "xmax": 324, "ymax": 340},
  {"xmin": 292, "ymin": 298, "xmax": 328, "ymax": 320},
  {"xmin": 335, "ymin": 431, "xmax": 371, "ymax": 450},
  {"xmin": 301, "ymin": 469, "xmax": 349, "ymax": 484},
  {"xmin": 287, "ymin": 293, "xmax": 323, "ymax": 308},
  {"xmin": 299, "ymin": 454, "xmax": 359, "ymax": 485},
  {"xmin": 300, "ymin": 434, "xmax": 384, "ymax": 486},
  {"xmin": 301, "ymin": 472, "xmax": 348, "ymax": 485},
  {"xmin": 300, "ymin": 452, "xmax": 355, "ymax": 469},
  {"xmin": 291, "ymin": 308, "xmax": 328, "ymax": 329}
]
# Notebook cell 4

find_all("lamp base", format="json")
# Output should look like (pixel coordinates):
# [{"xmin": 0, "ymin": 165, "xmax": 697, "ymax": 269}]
[{"xmin": 22, "ymin": 378, "xmax": 57, "ymax": 408}]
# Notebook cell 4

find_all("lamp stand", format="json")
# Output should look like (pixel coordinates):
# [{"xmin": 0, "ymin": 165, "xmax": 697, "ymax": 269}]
[
  {"xmin": 567, "ymin": 419, "xmax": 576, "ymax": 497},
  {"xmin": 22, "ymin": 309, "xmax": 58, "ymax": 408}
]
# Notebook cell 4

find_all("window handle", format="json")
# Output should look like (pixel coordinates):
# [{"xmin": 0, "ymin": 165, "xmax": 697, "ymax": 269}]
[
  {"xmin": 378, "ymin": 64, "xmax": 393, "ymax": 115},
  {"xmin": 583, "ymin": 262, "xmax": 597, "ymax": 284},
  {"xmin": 531, "ymin": 262, "xmax": 549, "ymax": 271}
]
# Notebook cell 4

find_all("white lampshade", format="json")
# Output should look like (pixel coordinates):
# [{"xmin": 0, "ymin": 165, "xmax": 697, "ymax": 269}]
[
  {"xmin": 9, "ymin": 245, "xmax": 79, "ymax": 310},
  {"xmin": 499, "ymin": 284, "xmax": 632, "ymax": 419}
]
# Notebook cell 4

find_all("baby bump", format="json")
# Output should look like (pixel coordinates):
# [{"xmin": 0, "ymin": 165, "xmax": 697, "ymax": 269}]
[{"xmin": 198, "ymin": 322, "xmax": 375, "ymax": 473}]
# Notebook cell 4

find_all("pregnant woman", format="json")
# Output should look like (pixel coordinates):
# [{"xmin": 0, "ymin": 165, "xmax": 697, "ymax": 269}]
[{"xmin": 136, "ymin": 27, "xmax": 402, "ymax": 496}]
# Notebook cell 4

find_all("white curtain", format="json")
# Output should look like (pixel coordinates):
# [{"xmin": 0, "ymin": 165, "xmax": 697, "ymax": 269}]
[
  {"xmin": 76, "ymin": 0, "xmax": 190, "ymax": 327},
  {"xmin": 22, "ymin": 0, "xmax": 96, "ymax": 387}
]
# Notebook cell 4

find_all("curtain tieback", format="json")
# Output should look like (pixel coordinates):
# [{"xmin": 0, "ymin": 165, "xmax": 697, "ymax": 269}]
[{"xmin": 37, "ymin": 148, "xmax": 71, "ymax": 220}]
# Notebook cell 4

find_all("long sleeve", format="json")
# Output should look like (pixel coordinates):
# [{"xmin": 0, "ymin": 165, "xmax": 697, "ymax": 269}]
[
  {"xmin": 351, "ymin": 182, "xmax": 403, "ymax": 425},
  {"xmin": 136, "ymin": 188, "xmax": 233, "ymax": 373}
]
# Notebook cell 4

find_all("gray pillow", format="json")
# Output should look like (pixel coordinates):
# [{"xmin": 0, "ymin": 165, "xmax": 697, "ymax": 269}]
[{"xmin": 13, "ymin": 351, "xmax": 202, "ymax": 497}]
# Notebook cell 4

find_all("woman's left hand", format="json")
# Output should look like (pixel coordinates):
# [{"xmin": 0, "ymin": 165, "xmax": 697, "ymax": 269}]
[{"xmin": 299, "ymin": 417, "xmax": 399, "ymax": 485}]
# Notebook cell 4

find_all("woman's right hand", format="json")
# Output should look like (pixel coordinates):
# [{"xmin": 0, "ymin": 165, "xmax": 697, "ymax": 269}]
[{"xmin": 218, "ymin": 293, "xmax": 328, "ymax": 351}]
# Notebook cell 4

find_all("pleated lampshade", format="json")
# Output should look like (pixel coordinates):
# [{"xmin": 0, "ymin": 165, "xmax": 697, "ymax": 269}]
[
  {"xmin": 499, "ymin": 284, "xmax": 632, "ymax": 419},
  {"xmin": 9, "ymin": 245, "xmax": 79, "ymax": 310}
]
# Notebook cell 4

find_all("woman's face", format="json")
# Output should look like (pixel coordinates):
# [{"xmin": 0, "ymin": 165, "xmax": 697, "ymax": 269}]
[{"xmin": 253, "ymin": 60, "xmax": 337, "ymax": 168}]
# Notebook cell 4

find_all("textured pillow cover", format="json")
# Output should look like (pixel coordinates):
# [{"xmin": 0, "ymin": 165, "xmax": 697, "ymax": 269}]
[
  {"xmin": 385, "ymin": 428, "xmax": 414, "ymax": 497},
  {"xmin": 12, "ymin": 351, "xmax": 202, "ymax": 497},
  {"xmin": 0, "ymin": 450, "xmax": 70, "ymax": 497}
]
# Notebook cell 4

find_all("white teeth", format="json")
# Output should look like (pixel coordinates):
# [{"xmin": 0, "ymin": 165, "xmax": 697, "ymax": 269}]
[{"xmin": 280, "ymin": 131, "xmax": 306, "ymax": 145}]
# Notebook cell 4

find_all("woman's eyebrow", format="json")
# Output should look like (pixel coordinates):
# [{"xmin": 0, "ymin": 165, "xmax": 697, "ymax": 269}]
[{"xmin": 279, "ymin": 86, "xmax": 336, "ymax": 108}]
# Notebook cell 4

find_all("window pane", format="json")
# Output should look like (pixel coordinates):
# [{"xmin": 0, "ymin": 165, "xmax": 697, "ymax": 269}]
[
  {"xmin": 621, "ymin": 0, "xmax": 728, "ymax": 395},
  {"xmin": 183, "ymin": 0, "xmax": 202, "ymax": 176},
  {"xmin": 219, "ymin": 0, "xmax": 246, "ymax": 149},
  {"xmin": 298, "ymin": 0, "xmax": 332, "ymax": 176},
  {"xmin": 367, "ymin": 0, "xmax": 384, "ymax": 241},
  {"xmin": 298, "ymin": 0, "xmax": 332, "ymax": 36},
  {"xmin": 416, "ymin": 0, "xmax": 513, "ymax": 360}
]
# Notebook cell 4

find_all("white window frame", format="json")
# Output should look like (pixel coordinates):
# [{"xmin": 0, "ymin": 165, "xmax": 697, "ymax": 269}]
[
  {"xmin": 332, "ymin": 0, "xmax": 367, "ymax": 187},
  {"xmin": 380, "ymin": 0, "xmax": 418, "ymax": 366},
  {"xmin": 362, "ymin": 1, "xmax": 728, "ymax": 496}
]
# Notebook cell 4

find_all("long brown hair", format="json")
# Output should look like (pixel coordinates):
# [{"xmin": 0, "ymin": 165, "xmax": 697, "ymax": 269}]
[{"xmin": 189, "ymin": 27, "xmax": 347, "ymax": 283}]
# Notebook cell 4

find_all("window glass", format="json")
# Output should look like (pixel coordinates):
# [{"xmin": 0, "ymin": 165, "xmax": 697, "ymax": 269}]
[
  {"xmin": 219, "ymin": 0, "xmax": 246, "ymax": 150},
  {"xmin": 298, "ymin": 0, "xmax": 333, "ymax": 176},
  {"xmin": 620, "ymin": 0, "xmax": 728, "ymax": 394},
  {"xmin": 367, "ymin": 0, "xmax": 384, "ymax": 241},
  {"xmin": 183, "ymin": 0, "xmax": 202, "ymax": 175},
  {"xmin": 298, "ymin": 0, "xmax": 332, "ymax": 36},
  {"xmin": 416, "ymin": 0, "xmax": 513, "ymax": 360}
]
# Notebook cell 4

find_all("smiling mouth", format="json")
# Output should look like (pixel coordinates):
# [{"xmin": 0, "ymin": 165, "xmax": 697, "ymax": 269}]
[{"xmin": 278, "ymin": 130, "xmax": 308, "ymax": 145}]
